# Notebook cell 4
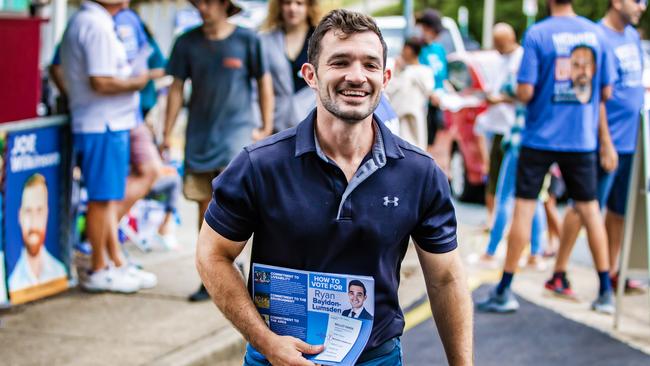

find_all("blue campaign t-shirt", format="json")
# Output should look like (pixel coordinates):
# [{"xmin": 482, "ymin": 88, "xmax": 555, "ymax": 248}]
[
  {"xmin": 517, "ymin": 16, "xmax": 614, "ymax": 152},
  {"xmin": 419, "ymin": 42, "xmax": 447, "ymax": 90},
  {"xmin": 114, "ymin": 9, "xmax": 148, "ymax": 62},
  {"xmin": 599, "ymin": 22, "xmax": 645, "ymax": 154}
]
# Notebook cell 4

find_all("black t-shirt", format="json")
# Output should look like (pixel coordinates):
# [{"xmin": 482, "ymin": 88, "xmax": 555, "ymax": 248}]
[{"xmin": 289, "ymin": 28, "xmax": 313, "ymax": 92}]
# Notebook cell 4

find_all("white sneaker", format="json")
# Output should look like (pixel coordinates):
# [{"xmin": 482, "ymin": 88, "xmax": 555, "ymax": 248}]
[
  {"xmin": 82, "ymin": 267, "xmax": 140, "ymax": 294},
  {"xmin": 121, "ymin": 265, "xmax": 158, "ymax": 289}
]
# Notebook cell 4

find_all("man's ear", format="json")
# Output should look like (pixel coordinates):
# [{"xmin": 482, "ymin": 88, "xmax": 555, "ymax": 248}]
[
  {"xmin": 382, "ymin": 68, "xmax": 392, "ymax": 90},
  {"xmin": 302, "ymin": 63, "xmax": 318, "ymax": 89}
]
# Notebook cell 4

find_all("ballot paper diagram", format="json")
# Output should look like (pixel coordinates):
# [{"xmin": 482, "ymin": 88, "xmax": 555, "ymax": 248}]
[{"xmin": 252, "ymin": 263, "xmax": 374, "ymax": 366}]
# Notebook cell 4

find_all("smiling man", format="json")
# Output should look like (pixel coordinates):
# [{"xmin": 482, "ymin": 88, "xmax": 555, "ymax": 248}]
[
  {"xmin": 196, "ymin": 9, "xmax": 472, "ymax": 366},
  {"xmin": 342, "ymin": 280, "xmax": 373, "ymax": 320},
  {"xmin": 9, "ymin": 174, "xmax": 66, "ymax": 292}
]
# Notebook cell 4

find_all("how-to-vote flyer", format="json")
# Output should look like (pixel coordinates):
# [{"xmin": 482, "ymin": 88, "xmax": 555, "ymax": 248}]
[{"xmin": 252, "ymin": 263, "xmax": 375, "ymax": 366}]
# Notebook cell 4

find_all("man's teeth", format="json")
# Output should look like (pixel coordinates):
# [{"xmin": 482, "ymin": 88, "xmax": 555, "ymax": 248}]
[{"xmin": 341, "ymin": 90, "xmax": 366, "ymax": 97}]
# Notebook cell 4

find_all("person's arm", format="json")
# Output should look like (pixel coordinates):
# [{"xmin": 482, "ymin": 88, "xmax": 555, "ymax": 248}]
[
  {"xmin": 89, "ymin": 73, "xmax": 149, "ymax": 95},
  {"xmin": 161, "ymin": 78, "xmax": 184, "ymax": 152},
  {"xmin": 149, "ymin": 68, "xmax": 166, "ymax": 80},
  {"xmin": 516, "ymin": 83, "xmax": 534, "ymax": 104},
  {"xmin": 598, "ymin": 87, "xmax": 617, "ymax": 172},
  {"xmin": 49, "ymin": 64, "xmax": 67, "ymax": 97},
  {"xmin": 416, "ymin": 246, "xmax": 473, "ymax": 365},
  {"xmin": 196, "ymin": 222, "xmax": 323, "ymax": 366},
  {"xmin": 252, "ymin": 73, "xmax": 274, "ymax": 141}
]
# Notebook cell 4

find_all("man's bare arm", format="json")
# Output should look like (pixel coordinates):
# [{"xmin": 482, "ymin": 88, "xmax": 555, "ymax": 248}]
[
  {"xmin": 516, "ymin": 83, "xmax": 534, "ymax": 104},
  {"xmin": 89, "ymin": 73, "xmax": 149, "ymax": 95},
  {"xmin": 161, "ymin": 78, "xmax": 184, "ymax": 151},
  {"xmin": 49, "ymin": 64, "xmax": 67, "ymax": 97},
  {"xmin": 599, "ymin": 85, "xmax": 617, "ymax": 172},
  {"xmin": 196, "ymin": 221, "xmax": 323, "ymax": 366},
  {"xmin": 416, "ymin": 246, "xmax": 473, "ymax": 365},
  {"xmin": 253, "ymin": 73, "xmax": 275, "ymax": 141}
]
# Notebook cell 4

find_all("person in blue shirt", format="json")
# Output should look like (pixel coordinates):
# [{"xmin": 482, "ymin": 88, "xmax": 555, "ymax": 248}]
[
  {"xmin": 551, "ymin": 0, "xmax": 648, "ymax": 298},
  {"xmin": 195, "ymin": 10, "xmax": 472, "ymax": 366},
  {"xmin": 416, "ymin": 9, "xmax": 447, "ymax": 147},
  {"xmin": 477, "ymin": 0, "xmax": 618, "ymax": 314}
]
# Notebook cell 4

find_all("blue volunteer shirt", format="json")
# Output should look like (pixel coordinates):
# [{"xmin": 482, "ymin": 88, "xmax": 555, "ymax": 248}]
[
  {"xmin": 599, "ymin": 22, "xmax": 645, "ymax": 154},
  {"xmin": 114, "ymin": 9, "xmax": 148, "ymax": 62},
  {"xmin": 419, "ymin": 41, "xmax": 447, "ymax": 90},
  {"xmin": 518, "ymin": 16, "xmax": 614, "ymax": 152},
  {"xmin": 205, "ymin": 110, "xmax": 457, "ymax": 355}
]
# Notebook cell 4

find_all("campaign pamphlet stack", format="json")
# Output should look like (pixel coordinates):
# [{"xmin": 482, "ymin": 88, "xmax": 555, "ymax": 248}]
[{"xmin": 252, "ymin": 263, "xmax": 375, "ymax": 366}]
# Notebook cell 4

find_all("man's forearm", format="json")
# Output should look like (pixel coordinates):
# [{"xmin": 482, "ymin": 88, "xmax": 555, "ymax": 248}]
[
  {"xmin": 89, "ymin": 75, "xmax": 147, "ymax": 95},
  {"xmin": 163, "ymin": 81, "xmax": 184, "ymax": 141},
  {"xmin": 258, "ymin": 74, "xmax": 274, "ymax": 133},
  {"xmin": 598, "ymin": 102, "xmax": 612, "ymax": 145},
  {"xmin": 417, "ymin": 248, "xmax": 473, "ymax": 365},
  {"xmin": 429, "ymin": 273, "xmax": 473, "ymax": 365},
  {"xmin": 197, "ymin": 252, "xmax": 276, "ymax": 352}
]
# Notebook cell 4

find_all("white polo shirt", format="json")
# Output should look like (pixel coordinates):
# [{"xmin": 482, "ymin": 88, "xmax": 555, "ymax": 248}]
[{"xmin": 60, "ymin": 1, "xmax": 138, "ymax": 134}]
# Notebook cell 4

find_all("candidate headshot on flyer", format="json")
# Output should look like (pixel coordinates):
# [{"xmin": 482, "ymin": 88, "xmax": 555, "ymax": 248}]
[
  {"xmin": 342, "ymin": 280, "xmax": 373, "ymax": 320},
  {"xmin": 8, "ymin": 173, "xmax": 67, "ymax": 293}
]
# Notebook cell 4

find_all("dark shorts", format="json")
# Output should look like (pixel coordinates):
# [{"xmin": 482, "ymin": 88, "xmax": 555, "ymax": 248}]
[
  {"xmin": 486, "ymin": 134, "xmax": 504, "ymax": 195},
  {"xmin": 516, "ymin": 147, "xmax": 598, "ymax": 202},
  {"xmin": 605, "ymin": 153, "xmax": 634, "ymax": 216}
]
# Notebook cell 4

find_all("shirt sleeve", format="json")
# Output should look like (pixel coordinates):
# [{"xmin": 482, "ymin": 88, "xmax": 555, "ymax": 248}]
[
  {"xmin": 166, "ymin": 35, "xmax": 190, "ymax": 80},
  {"xmin": 517, "ymin": 29, "xmax": 540, "ymax": 85},
  {"xmin": 204, "ymin": 150, "xmax": 259, "ymax": 242},
  {"xmin": 51, "ymin": 45, "xmax": 61, "ymax": 66},
  {"xmin": 84, "ymin": 26, "xmax": 120, "ymax": 77},
  {"xmin": 248, "ymin": 32, "xmax": 268, "ymax": 79},
  {"xmin": 411, "ymin": 162, "xmax": 458, "ymax": 253},
  {"xmin": 598, "ymin": 31, "xmax": 615, "ymax": 88}
]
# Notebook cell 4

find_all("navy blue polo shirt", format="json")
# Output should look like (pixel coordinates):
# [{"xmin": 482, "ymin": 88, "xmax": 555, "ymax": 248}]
[{"xmin": 205, "ymin": 109, "xmax": 457, "ymax": 353}]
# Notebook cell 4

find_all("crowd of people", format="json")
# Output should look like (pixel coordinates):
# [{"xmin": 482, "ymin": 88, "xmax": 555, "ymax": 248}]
[{"xmin": 49, "ymin": 0, "xmax": 647, "ymax": 363}]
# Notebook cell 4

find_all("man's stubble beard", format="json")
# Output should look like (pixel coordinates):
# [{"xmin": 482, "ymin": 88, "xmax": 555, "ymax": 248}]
[{"xmin": 317, "ymin": 77, "xmax": 380, "ymax": 124}]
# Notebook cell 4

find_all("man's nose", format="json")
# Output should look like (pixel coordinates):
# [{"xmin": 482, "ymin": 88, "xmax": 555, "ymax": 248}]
[{"xmin": 345, "ymin": 62, "xmax": 366, "ymax": 84}]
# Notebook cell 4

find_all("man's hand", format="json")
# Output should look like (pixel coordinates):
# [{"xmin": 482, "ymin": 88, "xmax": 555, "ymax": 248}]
[
  {"xmin": 261, "ymin": 334, "xmax": 324, "ymax": 366},
  {"xmin": 599, "ymin": 140, "xmax": 618, "ymax": 173},
  {"xmin": 252, "ymin": 127, "xmax": 272, "ymax": 142}
]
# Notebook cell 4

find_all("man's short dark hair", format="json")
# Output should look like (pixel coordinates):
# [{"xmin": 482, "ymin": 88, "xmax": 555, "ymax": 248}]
[
  {"xmin": 554, "ymin": 0, "xmax": 573, "ymax": 4},
  {"xmin": 348, "ymin": 280, "xmax": 367, "ymax": 295},
  {"xmin": 307, "ymin": 9, "xmax": 387, "ymax": 69},
  {"xmin": 416, "ymin": 9, "xmax": 444, "ymax": 34}
]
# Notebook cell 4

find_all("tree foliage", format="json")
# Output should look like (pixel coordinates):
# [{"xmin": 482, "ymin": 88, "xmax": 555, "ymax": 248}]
[{"xmin": 375, "ymin": 1, "xmax": 650, "ymax": 45}]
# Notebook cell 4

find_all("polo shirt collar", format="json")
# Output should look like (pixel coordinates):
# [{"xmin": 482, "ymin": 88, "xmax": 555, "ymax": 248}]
[
  {"xmin": 81, "ymin": 0, "xmax": 114, "ymax": 23},
  {"xmin": 294, "ymin": 108, "xmax": 404, "ymax": 161}
]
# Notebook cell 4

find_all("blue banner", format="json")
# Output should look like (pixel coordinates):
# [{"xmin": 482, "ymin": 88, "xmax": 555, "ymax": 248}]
[{"xmin": 4, "ymin": 126, "xmax": 69, "ymax": 304}]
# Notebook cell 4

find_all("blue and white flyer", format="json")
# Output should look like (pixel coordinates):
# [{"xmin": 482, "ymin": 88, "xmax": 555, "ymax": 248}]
[{"xmin": 252, "ymin": 263, "xmax": 374, "ymax": 366}]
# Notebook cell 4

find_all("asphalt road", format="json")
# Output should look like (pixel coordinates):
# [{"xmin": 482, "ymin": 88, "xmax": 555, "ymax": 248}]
[{"xmin": 401, "ymin": 285, "xmax": 650, "ymax": 366}]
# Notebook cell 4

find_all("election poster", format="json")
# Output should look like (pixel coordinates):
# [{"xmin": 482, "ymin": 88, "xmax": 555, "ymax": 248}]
[
  {"xmin": 4, "ymin": 126, "xmax": 68, "ymax": 305},
  {"xmin": 252, "ymin": 263, "xmax": 374, "ymax": 366}
]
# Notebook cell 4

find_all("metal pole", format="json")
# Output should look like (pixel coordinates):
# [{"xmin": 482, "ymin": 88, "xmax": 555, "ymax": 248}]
[
  {"xmin": 52, "ymin": 0, "xmax": 67, "ymax": 42},
  {"xmin": 404, "ymin": 0, "xmax": 413, "ymax": 37},
  {"xmin": 482, "ymin": 0, "xmax": 495, "ymax": 49}
]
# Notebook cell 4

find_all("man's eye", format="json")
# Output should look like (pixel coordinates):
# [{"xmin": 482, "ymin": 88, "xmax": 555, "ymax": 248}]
[{"xmin": 366, "ymin": 63, "xmax": 379, "ymax": 70}]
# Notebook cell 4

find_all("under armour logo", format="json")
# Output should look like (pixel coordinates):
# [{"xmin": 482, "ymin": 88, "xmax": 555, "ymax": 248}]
[{"xmin": 383, "ymin": 196, "xmax": 399, "ymax": 207}]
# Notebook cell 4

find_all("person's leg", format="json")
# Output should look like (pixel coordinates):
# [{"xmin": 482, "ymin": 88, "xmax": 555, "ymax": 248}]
[
  {"xmin": 543, "ymin": 194, "xmax": 562, "ymax": 256},
  {"xmin": 477, "ymin": 147, "xmax": 549, "ymax": 312},
  {"xmin": 485, "ymin": 134, "xmax": 504, "ymax": 226},
  {"xmin": 485, "ymin": 148, "xmax": 516, "ymax": 256},
  {"xmin": 117, "ymin": 124, "xmax": 162, "ymax": 219},
  {"xmin": 184, "ymin": 170, "xmax": 220, "ymax": 301},
  {"xmin": 605, "ymin": 211, "xmax": 625, "ymax": 273},
  {"xmin": 558, "ymin": 151, "xmax": 614, "ymax": 312},
  {"xmin": 86, "ymin": 201, "xmax": 110, "ymax": 271},
  {"xmin": 530, "ymin": 200, "xmax": 547, "ymax": 257},
  {"xmin": 104, "ymin": 200, "xmax": 126, "ymax": 267}
]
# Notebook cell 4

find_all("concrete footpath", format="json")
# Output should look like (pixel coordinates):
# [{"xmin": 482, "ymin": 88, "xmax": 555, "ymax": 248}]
[{"xmin": 1, "ymin": 198, "xmax": 649, "ymax": 365}]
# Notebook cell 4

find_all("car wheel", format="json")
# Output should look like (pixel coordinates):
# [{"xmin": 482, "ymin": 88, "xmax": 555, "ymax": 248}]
[{"xmin": 450, "ymin": 148, "xmax": 467, "ymax": 200}]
